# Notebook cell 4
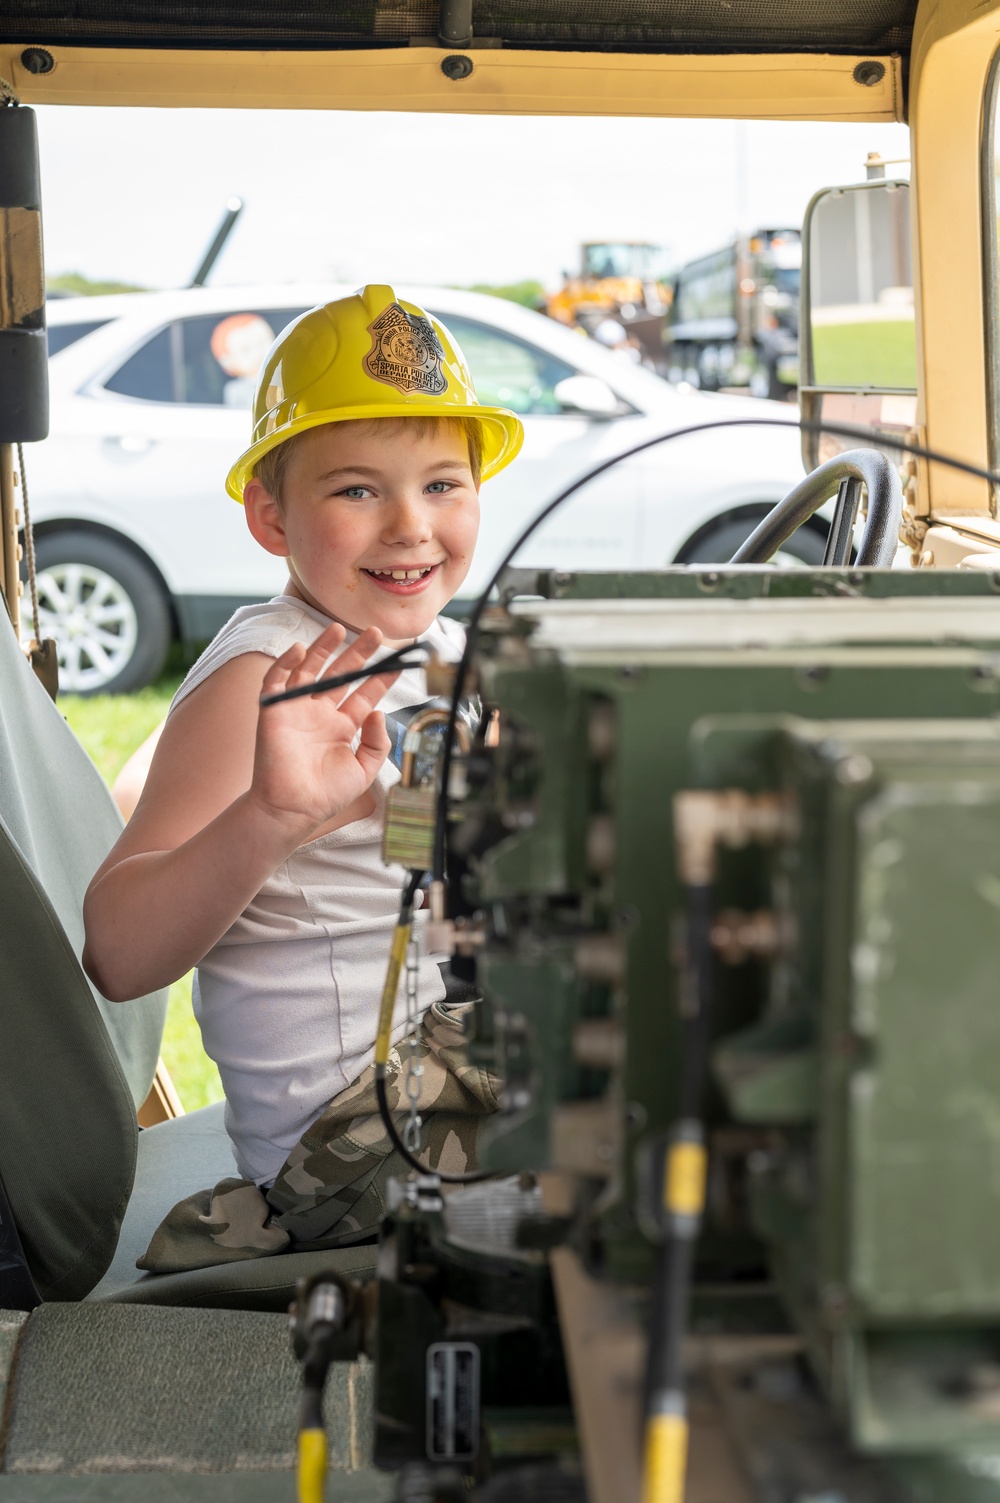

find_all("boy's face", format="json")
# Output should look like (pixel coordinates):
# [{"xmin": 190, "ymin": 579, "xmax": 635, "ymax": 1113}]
[{"xmin": 244, "ymin": 420, "xmax": 480, "ymax": 644}]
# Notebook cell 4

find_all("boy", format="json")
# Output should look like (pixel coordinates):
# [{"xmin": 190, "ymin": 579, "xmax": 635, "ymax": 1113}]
[{"xmin": 83, "ymin": 285, "xmax": 523, "ymax": 1269}]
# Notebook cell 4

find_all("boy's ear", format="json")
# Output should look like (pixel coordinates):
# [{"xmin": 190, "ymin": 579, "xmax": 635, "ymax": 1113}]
[{"xmin": 243, "ymin": 479, "xmax": 291, "ymax": 558}]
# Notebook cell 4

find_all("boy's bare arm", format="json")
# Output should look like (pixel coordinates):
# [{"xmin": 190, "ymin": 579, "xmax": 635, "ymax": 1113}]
[{"xmin": 83, "ymin": 624, "xmax": 398, "ymax": 1002}]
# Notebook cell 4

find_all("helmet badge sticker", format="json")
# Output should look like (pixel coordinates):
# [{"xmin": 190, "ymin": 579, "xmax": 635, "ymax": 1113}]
[{"xmin": 364, "ymin": 303, "xmax": 447, "ymax": 396}]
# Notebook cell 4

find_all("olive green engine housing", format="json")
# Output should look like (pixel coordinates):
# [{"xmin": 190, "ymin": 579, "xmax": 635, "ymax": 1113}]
[{"xmin": 457, "ymin": 568, "xmax": 1000, "ymax": 1466}]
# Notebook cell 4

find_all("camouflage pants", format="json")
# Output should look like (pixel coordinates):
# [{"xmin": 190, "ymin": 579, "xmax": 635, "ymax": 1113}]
[{"xmin": 137, "ymin": 999, "xmax": 498, "ymax": 1275}]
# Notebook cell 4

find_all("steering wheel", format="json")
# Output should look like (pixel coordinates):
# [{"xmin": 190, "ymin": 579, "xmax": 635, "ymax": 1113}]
[{"xmin": 729, "ymin": 448, "xmax": 904, "ymax": 567}]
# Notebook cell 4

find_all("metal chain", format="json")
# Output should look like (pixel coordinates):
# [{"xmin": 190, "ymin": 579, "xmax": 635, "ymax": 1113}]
[
  {"xmin": 16, "ymin": 444, "xmax": 40, "ymax": 644},
  {"xmin": 0, "ymin": 77, "xmax": 19, "ymax": 107},
  {"xmin": 402, "ymin": 932, "xmax": 424, "ymax": 1152}
]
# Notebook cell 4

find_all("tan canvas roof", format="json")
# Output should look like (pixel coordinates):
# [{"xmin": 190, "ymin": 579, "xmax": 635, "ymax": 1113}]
[{"xmin": 0, "ymin": 0, "xmax": 917, "ymax": 58}]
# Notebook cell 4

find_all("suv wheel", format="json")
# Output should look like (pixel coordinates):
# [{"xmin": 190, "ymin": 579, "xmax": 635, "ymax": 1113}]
[
  {"xmin": 680, "ymin": 512, "xmax": 828, "ymax": 567},
  {"xmin": 28, "ymin": 531, "xmax": 172, "ymax": 695}
]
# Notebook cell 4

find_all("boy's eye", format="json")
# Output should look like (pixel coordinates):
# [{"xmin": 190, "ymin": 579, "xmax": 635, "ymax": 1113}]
[
  {"xmin": 426, "ymin": 480, "xmax": 453, "ymax": 494},
  {"xmin": 339, "ymin": 486, "xmax": 372, "ymax": 500}
]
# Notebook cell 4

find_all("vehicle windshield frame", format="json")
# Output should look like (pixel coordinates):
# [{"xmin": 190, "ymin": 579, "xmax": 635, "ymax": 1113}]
[{"xmin": 981, "ymin": 43, "xmax": 1000, "ymax": 503}]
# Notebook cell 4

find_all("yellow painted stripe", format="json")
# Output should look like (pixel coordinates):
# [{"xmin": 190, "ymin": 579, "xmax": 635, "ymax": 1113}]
[
  {"xmin": 641, "ymin": 1411, "xmax": 689, "ymax": 1503},
  {"xmin": 375, "ymin": 921, "xmax": 412, "ymax": 1065},
  {"xmin": 664, "ymin": 1140, "xmax": 707, "ymax": 1218},
  {"xmin": 297, "ymin": 1427, "xmax": 328, "ymax": 1503}
]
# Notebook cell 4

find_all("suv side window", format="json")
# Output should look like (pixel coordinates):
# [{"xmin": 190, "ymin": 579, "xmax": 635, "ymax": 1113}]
[
  {"xmin": 47, "ymin": 320, "xmax": 111, "ymax": 357},
  {"xmin": 433, "ymin": 314, "xmax": 576, "ymax": 415},
  {"xmin": 102, "ymin": 325, "xmax": 176, "ymax": 402},
  {"xmin": 101, "ymin": 307, "xmax": 307, "ymax": 406},
  {"xmin": 179, "ymin": 308, "xmax": 306, "ymax": 406}
]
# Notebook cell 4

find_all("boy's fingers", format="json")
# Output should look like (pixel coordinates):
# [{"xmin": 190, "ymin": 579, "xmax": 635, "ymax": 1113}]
[
  {"xmin": 354, "ymin": 710, "xmax": 391, "ymax": 780},
  {"xmin": 291, "ymin": 625, "xmax": 352, "ymax": 689},
  {"xmin": 335, "ymin": 668, "xmax": 401, "ymax": 727},
  {"xmin": 261, "ymin": 625, "xmax": 399, "ymax": 709},
  {"xmin": 309, "ymin": 625, "xmax": 383, "ymax": 686},
  {"xmin": 261, "ymin": 643, "xmax": 307, "ymax": 698},
  {"xmin": 297, "ymin": 621, "xmax": 348, "ymax": 674}
]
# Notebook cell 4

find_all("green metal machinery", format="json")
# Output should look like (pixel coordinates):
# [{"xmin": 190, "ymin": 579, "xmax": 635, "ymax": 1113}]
[{"xmin": 364, "ymin": 564, "xmax": 1000, "ymax": 1503}]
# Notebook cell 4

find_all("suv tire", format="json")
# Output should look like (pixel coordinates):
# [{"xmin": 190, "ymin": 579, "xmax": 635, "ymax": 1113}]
[
  {"xmin": 28, "ymin": 531, "xmax": 173, "ymax": 695},
  {"xmin": 679, "ymin": 512, "xmax": 828, "ymax": 566}
]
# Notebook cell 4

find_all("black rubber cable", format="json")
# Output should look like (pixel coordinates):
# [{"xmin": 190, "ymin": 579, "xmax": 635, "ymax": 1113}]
[
  {"xmin": 374, "ymin": 869, "xmax": 496, "ymax": 1184},
  {"xmin": 402, "ymin": 866, "xmax": 424, "ymax": 911},
  {"xmin": 299, "ymin": 1356, "xmax": 328, "ymax": 1432},
  {"xmin": 260, "ymin": 640, "xmax": 428, "ymax": 708},
  {"xmin": 374, "ymin": 1073, "xmax": 494, "ymax": 1185}
]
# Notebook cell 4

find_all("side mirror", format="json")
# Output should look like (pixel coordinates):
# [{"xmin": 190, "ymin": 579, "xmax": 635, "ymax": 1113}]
[
  {"xmin": 553, "ymin": 374, "xmax": 621, "ymax": 418},
  {"xmin": 800, "ymin": 179, "xmax": 916, "ymax": 471}
]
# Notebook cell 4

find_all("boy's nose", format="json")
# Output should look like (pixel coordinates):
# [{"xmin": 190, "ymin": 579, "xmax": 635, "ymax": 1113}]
[{"xmin": 383, "ymin": 494, "xmax": 435, "ymax": 547}]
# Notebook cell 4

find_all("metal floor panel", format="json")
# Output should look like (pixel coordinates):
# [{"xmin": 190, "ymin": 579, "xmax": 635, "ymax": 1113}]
[{"xmin": 0, "ymin": 1473, "xmax": 395, "ymax": 1502}]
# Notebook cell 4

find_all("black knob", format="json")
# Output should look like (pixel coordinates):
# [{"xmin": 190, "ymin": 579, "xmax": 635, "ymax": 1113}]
[
  {"xmin": 852, "ymin": 60, "xmax": 886, "ymax": 87},
  {"xmin": 441, "ymin": 55, "xmax": 474, "ymax": 81},
  {"xmin": 21, "ymin": 48, "xmax": 55, "ymax": 75}
]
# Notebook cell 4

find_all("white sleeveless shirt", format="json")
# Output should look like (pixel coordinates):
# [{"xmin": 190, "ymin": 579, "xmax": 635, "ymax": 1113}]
[{"xmin": 171, "ymin": 593, "xmax": 464, "ymax": 1184}]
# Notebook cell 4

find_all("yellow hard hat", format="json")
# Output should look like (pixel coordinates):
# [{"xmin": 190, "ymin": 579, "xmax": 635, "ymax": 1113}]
[{"xmin": 226, "ymin": 284, "xmax": 524, "ymax": 501}]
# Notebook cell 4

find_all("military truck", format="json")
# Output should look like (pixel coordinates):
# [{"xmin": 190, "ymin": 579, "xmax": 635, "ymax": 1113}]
[
  {"xmin": 3, "ymin": 3, "xmax": 1000, "ymax": 1503},
  {"xmin": 665, "ymin": 227, "xmax": 801, "ymax": 399}
]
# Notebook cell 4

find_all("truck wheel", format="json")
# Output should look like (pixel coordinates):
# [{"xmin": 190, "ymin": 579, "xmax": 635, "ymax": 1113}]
[
  {"xmin": 679, "ymin": 513, "xmax": 828, "ymax": 566},
  {"xmin": 750, "ymin": 360, "xmax": 786, "ymax": 402},
  {"xmin": 696, "ymin": 347, "xmax": 721, "ymax": 392},
  {"xmin": 28, "ymin": 531, "xmax": 173, "ymax": 695}
]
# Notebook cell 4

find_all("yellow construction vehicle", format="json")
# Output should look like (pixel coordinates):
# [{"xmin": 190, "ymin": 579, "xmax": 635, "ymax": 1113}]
[{"xmin": 546, "ymin": 240, "xmax": 672, "ymax": 369}]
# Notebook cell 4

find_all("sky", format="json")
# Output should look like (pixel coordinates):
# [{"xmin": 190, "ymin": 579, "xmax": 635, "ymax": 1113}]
[{"xmin": 34, "ymin": 106, "xmax": 912, "ymax": 293}]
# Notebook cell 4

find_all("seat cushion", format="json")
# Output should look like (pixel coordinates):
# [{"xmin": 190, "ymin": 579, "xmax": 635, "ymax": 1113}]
[
  {"xmin": 0, "ymin": 613, "xmax": 166, "ymax": 1111},
  {"xmin": 88, "ymin": 1104, "xmax": 375, "ymax": 1308},
  {"xmin": 87, "ymin": 1102, "xmax": 234, "ymax": 1301},
  {"xmin": 96, "ymin": 1243, "xmax": 379, "ymax": 1309}
]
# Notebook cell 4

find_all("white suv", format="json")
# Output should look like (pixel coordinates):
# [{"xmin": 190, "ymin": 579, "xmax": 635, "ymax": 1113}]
[{"xmin": 35, "ymin": 284, "xmax": 806, "ymax": 693}]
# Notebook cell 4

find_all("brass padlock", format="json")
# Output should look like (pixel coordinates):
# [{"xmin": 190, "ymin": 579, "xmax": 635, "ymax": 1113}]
[{"xmin": 382, "ymin": 708, "xmax": 470, "ymax": 872}]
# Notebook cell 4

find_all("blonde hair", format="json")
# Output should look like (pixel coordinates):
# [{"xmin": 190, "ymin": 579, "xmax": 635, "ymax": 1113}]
[{"xmin": 251, "ymin": 415, "xmax": 484, "ymax": 505}]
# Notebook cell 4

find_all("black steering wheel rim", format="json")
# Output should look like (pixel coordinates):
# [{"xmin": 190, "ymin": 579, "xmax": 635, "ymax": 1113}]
[{"xmin": 728, "ymin": 448, "xmax": 903, "ymax": 568}]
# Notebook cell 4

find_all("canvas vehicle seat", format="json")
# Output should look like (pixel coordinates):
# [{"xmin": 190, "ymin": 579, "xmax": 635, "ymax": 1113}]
[
  {"xmin": 88, "ymin": 1101, "xmax": 377, "ymax": 1307},
  {"xmin": 0, "ymin": 620, "xmax": 373, "ymax": 1309}
]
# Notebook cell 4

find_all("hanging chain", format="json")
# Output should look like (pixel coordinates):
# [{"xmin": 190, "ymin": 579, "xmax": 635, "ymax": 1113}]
[
  {"xmin": 402, "ymin": 931, "xmax": 424, "ymax": 1152},
  {"xmin": 16, "ymin": 444, "xmax": 40, "ymax": 645}
]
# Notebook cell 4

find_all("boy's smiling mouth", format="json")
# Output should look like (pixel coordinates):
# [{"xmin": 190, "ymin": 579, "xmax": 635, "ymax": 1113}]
[{"xmin": 361, "ymin": 562, "xmax": 442, "ymax": 594}]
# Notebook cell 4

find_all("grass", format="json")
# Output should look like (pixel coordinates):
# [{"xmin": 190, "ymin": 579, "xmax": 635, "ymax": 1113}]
[
  {"xmin": 461, "ymin": 279, "xmax": 546, "ymax": 309},
  {"xmin": 161, "ymin": 974, "xmax": 224, "ymax": 1111},
  {"xmin": 62, "ymin": 675, "xmax": 183, "ymax": 784},
  {"xmin": 812, "ymin": 319, "xmax": 918, "ymax": 389},
  {"xmin": 61, "ymin": 649, "xmax": 225, "ymax": 1112}
]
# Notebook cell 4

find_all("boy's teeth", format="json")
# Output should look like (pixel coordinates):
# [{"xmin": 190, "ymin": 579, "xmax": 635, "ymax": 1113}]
[{"xmin": 369, "ymin": 567, "xmax": 432, "ymax": 580}]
